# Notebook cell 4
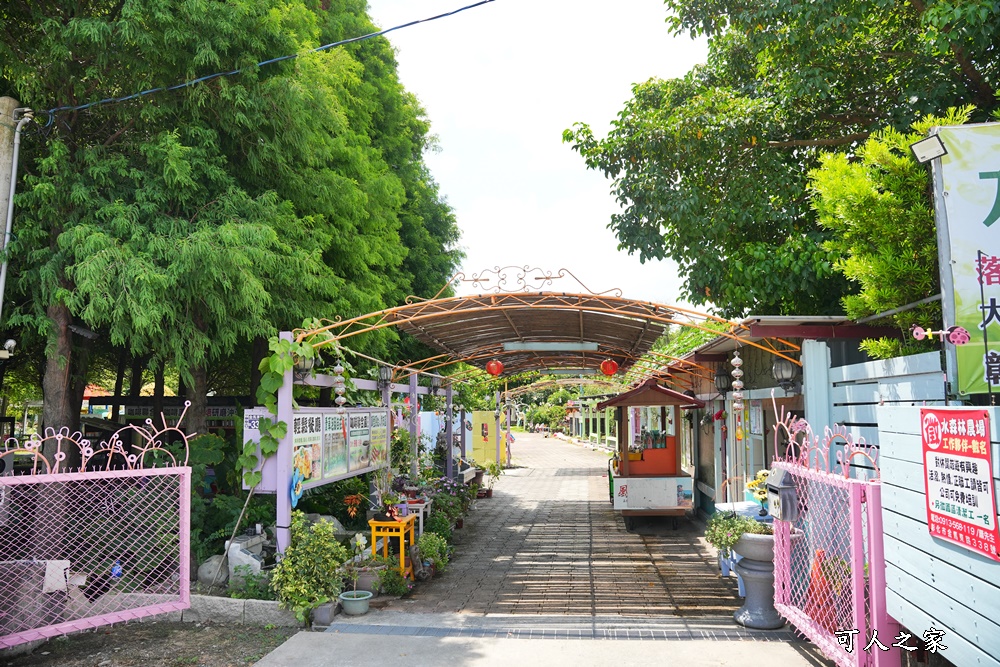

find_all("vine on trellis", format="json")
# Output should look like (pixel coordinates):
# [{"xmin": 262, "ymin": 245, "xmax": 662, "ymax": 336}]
[{"xmin": 238, "ymin": 323, "xmax": 339, "ymax": 488}]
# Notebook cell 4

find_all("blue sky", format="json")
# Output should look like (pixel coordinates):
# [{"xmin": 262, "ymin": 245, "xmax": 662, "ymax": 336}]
[{"xmin": 366, "ymin": 0, "xmax": 707, "ymax": 305}]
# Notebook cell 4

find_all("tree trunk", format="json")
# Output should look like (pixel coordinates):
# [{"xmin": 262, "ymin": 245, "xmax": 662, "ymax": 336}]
[
  {"xmin": 111, "ymin": 348, "xmax": 126, "ymax": 420},
  {"xmin": 41, "ymin": 302, "xmax": 76, "ymax": 465},
  {"xmin": 249, "ymin": 336, "xmax": 266, "ymax": 403},
  {"xmin": 187, "ymin": 364, "xmax": 208, "ymax": 438},
  {"xmin": 152, "ymin": 361, "xmax": 165, "ymax": 422},
  {"xmin": 69, "ymin": 338, "xmax": 92, "ymax": 434},
  {"xmin": 128, "ymin": 355, "xmax": 145, "ymax": 397}
]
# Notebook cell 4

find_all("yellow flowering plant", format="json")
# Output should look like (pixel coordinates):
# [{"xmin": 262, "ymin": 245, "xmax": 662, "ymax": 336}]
[{"xmin": 746, "ymin": 469, "xmax": 771, "ymax": 515}]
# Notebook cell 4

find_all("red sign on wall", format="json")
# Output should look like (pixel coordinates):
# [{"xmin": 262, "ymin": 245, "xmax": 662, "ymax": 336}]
[{"xmin": 921, "ymin": 408, "xmax": 1000, "ymax": 561}]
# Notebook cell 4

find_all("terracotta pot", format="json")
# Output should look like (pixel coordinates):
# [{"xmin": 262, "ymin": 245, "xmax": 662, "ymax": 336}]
[{"xmin": 455, "ymin": 518, "xmax": 464, "ymax": 529}]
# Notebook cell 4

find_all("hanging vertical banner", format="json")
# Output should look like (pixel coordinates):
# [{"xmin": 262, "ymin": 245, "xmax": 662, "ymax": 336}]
[
  {"xmin": 934, "ymin": 123, "xmax": 1000, "ymax": 395},
  {"xmin": 921, "ymin": 408, "xmax": 1000, "ymax": 561},
  {"xmin": 348, "ymin": 411, "xmax": 371, "ymax": 471},
  {"xmin": 322, "ymin": 412, "xmax": 348, "ymax": 479}
]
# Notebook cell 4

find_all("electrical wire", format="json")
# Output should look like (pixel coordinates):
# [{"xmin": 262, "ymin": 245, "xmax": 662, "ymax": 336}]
[{"xmin": 41, "ymin": 0, "xmax": 497, "ymax": 126}]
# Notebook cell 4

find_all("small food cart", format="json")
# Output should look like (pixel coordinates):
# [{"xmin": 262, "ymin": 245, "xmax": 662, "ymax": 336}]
[{"xmin": 599, "ymin": 378, "xmax": 703, "ymax": 530}]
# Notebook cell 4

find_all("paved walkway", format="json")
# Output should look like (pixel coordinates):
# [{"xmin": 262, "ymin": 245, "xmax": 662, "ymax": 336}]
[{"xmin": 256, "ymin": 433, "xmax": 834, "ymax": 666}]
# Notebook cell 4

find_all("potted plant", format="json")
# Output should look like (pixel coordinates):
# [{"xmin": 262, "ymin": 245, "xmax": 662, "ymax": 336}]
[
  {"xmin": 417, "ymin": 532, "xmax": 450, "ymax": 575},
  {"xmin": 704, "ymin": 511, "xmax": 801, "ymax": 630},
  {"xmin": 338, "ymin": 533, "xmax": 374, "ymax": 615},
  {"xmin": 484, "ymin": 460, "xmax": 504, "ymax": 498},
  {"xmin": 745, "ymin": 469, "xmax": 771, "ymax": 516},
  {"xmin": 270, "ymin": 511, "xmax": 349, "ymax": 623}
]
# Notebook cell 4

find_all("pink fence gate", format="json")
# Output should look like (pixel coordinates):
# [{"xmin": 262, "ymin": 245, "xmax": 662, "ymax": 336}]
[
  {"xmin": 770, "ymin": 410, "xmax": 900, "ymax": 667},
  {"xmin": 0, "ymin": 410, "xmax": 192, "ymax": 649}
]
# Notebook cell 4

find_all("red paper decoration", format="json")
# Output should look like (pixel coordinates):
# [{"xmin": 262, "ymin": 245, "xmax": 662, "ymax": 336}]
[
  {"xmin": 600, "ymin": 359, "xmax": 619, "ymax": 376},
  {"xmin": 486, "ymin": 359, "xmax": 504, "ymax": 376}
]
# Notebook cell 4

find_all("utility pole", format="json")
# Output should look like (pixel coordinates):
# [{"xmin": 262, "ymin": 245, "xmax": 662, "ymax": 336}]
[
  {"xmin": 0, "ymin": 97, "xmax": 32, "ymax": 337},
  {"xmin": 0, "ymin": 97, "xmax": 25, "ymax": 366}
]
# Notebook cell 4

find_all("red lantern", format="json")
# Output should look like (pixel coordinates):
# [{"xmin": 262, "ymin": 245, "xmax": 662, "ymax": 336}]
[
  {"xmin": 600, "ymin": 359, "xmax": 619, "ymax": 376},
  {"xmin": 486, "ymin": 359, "xmax": 504, "ymax": 376}
]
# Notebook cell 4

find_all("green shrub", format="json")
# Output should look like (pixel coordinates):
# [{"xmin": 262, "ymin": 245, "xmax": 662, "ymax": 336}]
[
  {"xmin": 377, "ymin": 565, "xmax": 412, "ymax": 597},
  {"xmin": 417, "ymin": 532, "xmax": 449, "ymax": 571},
  {"xmin": 270, "ymin": 511, "xmax": 349, "ymax": 621},
  {"xmin": 424, "ymin": 511, "xmax": 452, "ymax": 542},
  {"xmin": 229, "ymin": 565, "xmax": 276, "ymax": 601}
]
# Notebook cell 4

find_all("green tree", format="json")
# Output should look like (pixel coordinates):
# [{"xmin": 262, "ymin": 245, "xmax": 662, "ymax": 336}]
[
  {"xmin": 565, "ymin": 0, "xmax": 1000, "ymax": 317},
  {"xmin": 809, "ymin": 107, "xmax": 974, "ymax": 358},
  {"xmin": 1, "ymin": 0, "xmax": 460, "ymax": 438}
]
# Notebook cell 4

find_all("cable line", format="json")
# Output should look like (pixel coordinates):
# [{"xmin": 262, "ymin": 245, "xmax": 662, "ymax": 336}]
[{"xmin": 42, "ymin": 0, "xmax": 497, "ymax": 124}]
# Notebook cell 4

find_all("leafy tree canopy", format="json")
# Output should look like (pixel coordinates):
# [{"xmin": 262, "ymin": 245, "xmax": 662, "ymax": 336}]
[{"xmin": 565, "ymin": 0, "xmax": 999, "ymax": 318}]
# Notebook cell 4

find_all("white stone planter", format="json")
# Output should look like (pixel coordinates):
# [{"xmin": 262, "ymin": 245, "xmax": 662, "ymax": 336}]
[{"xmin": 731, "ymin": 529, "xmax": 802, "ymax": 630}]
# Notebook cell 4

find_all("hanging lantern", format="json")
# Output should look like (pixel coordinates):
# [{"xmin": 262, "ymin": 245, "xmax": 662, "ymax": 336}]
[
  {"xmin": 486, "ymin": 359, "xmax": 504, "ymax": 376},
  {"xmin": 599, "ymin": 359, "xmax": 619, "ymax": 376}
]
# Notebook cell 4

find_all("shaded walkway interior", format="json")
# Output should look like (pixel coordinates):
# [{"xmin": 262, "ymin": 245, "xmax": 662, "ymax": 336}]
[{"xmin": 392, "ymin": 433, "xmax": 741, "ymax": 619}]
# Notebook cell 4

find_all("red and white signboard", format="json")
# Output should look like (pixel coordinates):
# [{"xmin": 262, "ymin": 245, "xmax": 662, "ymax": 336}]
[{"xmin": 921, "ymin": 408, "xmax": 1000, "ymax": 561}]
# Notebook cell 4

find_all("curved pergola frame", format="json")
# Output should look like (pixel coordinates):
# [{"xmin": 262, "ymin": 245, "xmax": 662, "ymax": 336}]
[{"xmin": 295, "ymin": 268, "xmax": 803, "ymax": 384}]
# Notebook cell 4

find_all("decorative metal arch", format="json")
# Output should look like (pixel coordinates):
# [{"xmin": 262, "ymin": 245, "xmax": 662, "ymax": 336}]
[{"xmin": 295, "ymin": 269, "xmax": 801, "ymax": 379}]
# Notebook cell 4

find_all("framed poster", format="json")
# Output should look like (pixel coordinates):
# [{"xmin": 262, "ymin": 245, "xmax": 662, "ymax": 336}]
[
  {"xmin": 348, "ymin": 411, "xmax": 371, "ymax": 471},
  {"xmin": 921, "ymin": 408, "xmax": 1000, "ymax": 561},
  {"xmin": 369, "ymin": 410, "xmax": 388, "ymax": 469},
  {"xmin": 292, "ymin": 413, "xmax": 323, "ymax": 486},
  {"xmin": 322, "ymin": 412, "xmax": 349, "ymax": 479}
]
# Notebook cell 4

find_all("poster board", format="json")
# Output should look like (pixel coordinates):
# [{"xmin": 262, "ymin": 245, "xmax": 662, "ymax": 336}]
[
  {"xmin": 471, "ymin": 410, "xmax": 499, "ymax": 464},
  {"xmin": 242, "ymin": 406, "xmax": 390, "ymax": 492},
  {"xmin": 921, "ymin": 407, "xmax": 1000, "ymax": 561},
  {"xmin": 933, "ymin": 123, "xmax": 1000, "ymax": 395}
]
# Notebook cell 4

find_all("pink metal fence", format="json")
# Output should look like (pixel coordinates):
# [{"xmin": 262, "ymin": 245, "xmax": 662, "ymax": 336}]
[
  {"xmin": 0, "ymin": 409, "xmax": 192, "ymax": 649},
  {"xmin": 771, "ymin": 409, "xmax": 900, "ymax": 667}
]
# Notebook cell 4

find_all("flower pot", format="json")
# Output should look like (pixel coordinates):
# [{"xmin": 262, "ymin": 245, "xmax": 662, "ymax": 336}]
[
  {"xmin": 355, "ymin": 565, "xmax": 386, "ymax": 593},
  {"xmin": 485, "ymin": 488, "xmax": 493, "ymax": 498},
  {"xmin": 476, "ymin": 490, "xmax": 487, "ymax": 499},
  {"xmin": 338, "ymin": 590, "xmax": 373, "ymax": 616},
  {"xmin": 455, "ymin": 517, "xmax": 463, "ymax": 529}
]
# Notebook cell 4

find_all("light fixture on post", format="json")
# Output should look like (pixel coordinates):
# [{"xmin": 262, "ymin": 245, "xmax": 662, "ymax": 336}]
[
  {"xmin": 292, "ymin": 353, "xmax": 317, "ymax": 383},
  {"xmin": 909, "ymin": 134, "xmax": 947, "ymax": 164},
  {"xmin": 714, "ymin": 365, "xmax": 733, "ymax": 394},
  {"xmin": 430, "ymin": 375, "xmax": 441, "ymax": 396},
  {"xmin": 772, "ymin": 357, "xmax": 799, "ymax": 394},
  {"xmin": 377, "ymin": 365, "xmax": 393, "ymax": 390}
]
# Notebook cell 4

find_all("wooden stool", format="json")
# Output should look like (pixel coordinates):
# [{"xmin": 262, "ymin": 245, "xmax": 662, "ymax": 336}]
[{"xmin": 369, "ymin": 514, "xmax": 417, "ymax": 579}]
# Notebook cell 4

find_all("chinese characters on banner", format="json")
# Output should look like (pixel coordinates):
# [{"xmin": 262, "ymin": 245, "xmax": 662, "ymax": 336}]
[
  {"xmin": 921, "ymin": 408, "xmax": 1000, "ymax": 561},
  {"xmin": 935, "ymin": 123, "xmax": 1000, "ymax": 394},
  {"xmin": 292, "ymin": 413, "xmax": 323, "ymax": 485},
  {"xmin": 348, "ymin": 411, "xmax": 371, "ymax": 471}
]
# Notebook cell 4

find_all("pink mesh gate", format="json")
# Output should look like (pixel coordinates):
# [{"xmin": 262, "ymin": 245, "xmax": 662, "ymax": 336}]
[
  {"xmin": 0, "ymin": 409, "xmax": 192, "ymax": 649},
  {"xmin": 770, "ymin": 410, "xmax": 899, "ymax": 667}
]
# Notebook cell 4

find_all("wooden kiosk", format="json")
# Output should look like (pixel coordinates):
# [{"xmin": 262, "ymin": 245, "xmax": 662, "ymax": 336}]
[{"xmin": 598, "ymin": 378, "xmax": 704, "ymax": 530}]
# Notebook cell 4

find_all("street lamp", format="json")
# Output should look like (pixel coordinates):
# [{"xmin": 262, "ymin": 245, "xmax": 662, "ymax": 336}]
[
  {"xmin": 772, "ymin": 358, "xmax": 799, "ymax": 394},
  {"xmin": 714, "ymin": 365, "xmax": 733, "ymax": 394}
]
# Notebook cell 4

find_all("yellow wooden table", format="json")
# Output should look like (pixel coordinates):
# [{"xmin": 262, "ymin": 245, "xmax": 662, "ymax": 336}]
[{"xmin": 368, "ymin": 514, "xmax": 417, "ymax": 579}]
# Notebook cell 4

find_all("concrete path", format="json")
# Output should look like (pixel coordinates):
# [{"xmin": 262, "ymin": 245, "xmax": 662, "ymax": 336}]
[{"xmin": 255, "ymin": 433, "xmax": 834, "ymax": 666}]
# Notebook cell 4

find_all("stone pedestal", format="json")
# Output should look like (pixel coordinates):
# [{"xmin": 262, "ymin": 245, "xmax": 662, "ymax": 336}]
[{"xmin": 733, "ymin": 554, "xmax": 784, "ymax": 629}]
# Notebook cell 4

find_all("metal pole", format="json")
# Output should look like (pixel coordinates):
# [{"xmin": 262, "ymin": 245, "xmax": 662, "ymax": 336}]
[
  {"xmin": 409, "ymin": 372, "xmax": 419, "ymax": 479},
  {"xmin": 275, "ymin": 332, "xmax": 294, "ymax": 552},
  {"xmin": 445, "ymin": 383, "xmax": 454, "ymax": 479},
  {"xmin": 0, "ymin": 102, "xmax": 32, "ymax": 329}
]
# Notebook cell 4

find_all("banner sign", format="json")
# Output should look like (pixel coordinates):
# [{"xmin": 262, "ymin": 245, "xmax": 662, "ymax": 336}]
[
  {"xmin": 934, "ymin": 123, "xmax": 1000, "ymax": 395},
  {"xmin": 322, "ymin": 412, "xmax": 348, "ymax": 479},
  {"xmin": 292, "ymin": 413, "xmax": 323, "ymax": 487},
  {"xmin": 921, "ymin": 408, "xmax": 1000, "ymax": 561},
  {"xmin": 348, "ymin": 411, "xmax": 371, "ymax": 472}
]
